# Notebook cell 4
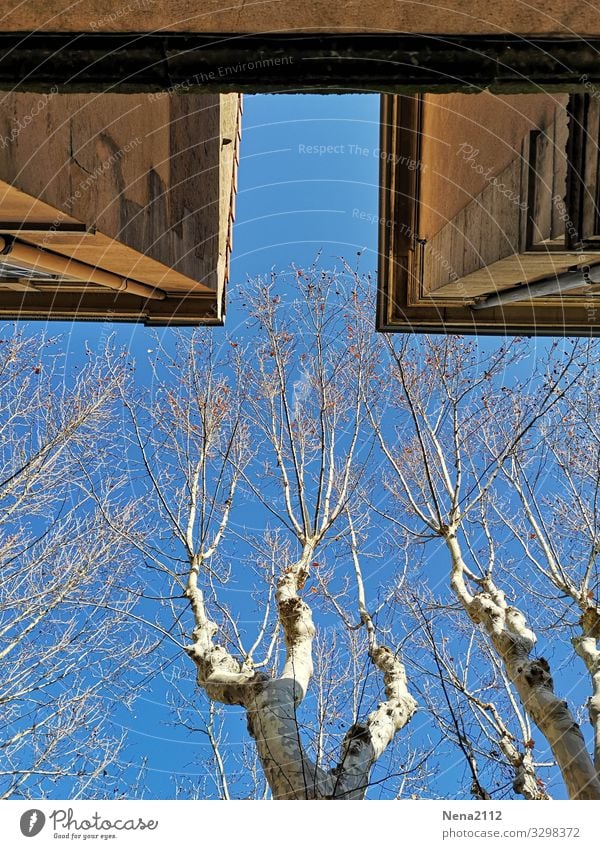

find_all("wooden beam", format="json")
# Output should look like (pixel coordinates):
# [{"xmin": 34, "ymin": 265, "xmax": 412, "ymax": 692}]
[
  {"xmin": 2, "ymin": 34, "xmax": 600, "ymax": 94},
  {"xmin": 0, "ymin": 278, "xmax": 41, "ymax": 291},
  {"xmin": 0, "ymin": 236, "xmax": 167, "ymax": 300},
  {"xmin": 0, "ymin": 288, "xmax": 221, "ymax": 325},
  {"xmin": 0, "ymin": 222, "xmax": 90, "ymax": 234},
  {"xmin": 377, "ymin": 289, "xmax": 600, "ymax": 336}
]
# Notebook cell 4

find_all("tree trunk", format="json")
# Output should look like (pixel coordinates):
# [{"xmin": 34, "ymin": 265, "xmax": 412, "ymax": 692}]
[
  {"xmin": 245, "ymin": 646, "xmax": 416, "ymax": 799},
  {"xmin": 573, "ymin": 608, "xmax": 600, "ymax": 776},
  {"xmin": 186, "ymin": 547, "xmax": 416, "ymax": 799},
  {"xmin": 447, "ymin": 532, "xmax": 600, "ymax": 800}
]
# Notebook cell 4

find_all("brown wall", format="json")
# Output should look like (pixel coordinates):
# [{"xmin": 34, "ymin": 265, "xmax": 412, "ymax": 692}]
[
  {"xmin": 419, "ymin": 92, "xmax": 569, "ymax": 240},
  {"xmin": 0, "ymin": 1, "xmax": 597, "ymax": 35},
  {"xmin": 0, "ymin": 91, "xmax": 238, "ymax": 291}
]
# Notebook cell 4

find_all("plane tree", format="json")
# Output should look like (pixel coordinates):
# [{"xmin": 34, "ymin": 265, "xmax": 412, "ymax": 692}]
[
  {"xmin": 123, "ymin": 270, "xmax": 417, "ymax": 799},
  {"xmin": 370, "ymin": 329, "xmax": 600, "ymax": 800},
  {"xmin": 0, "ymin": 331, "xmax": 150, "ymax": 799},
  {"xmin": 8, "ymin": 270, "xmax": 600, "ymax": 802}
]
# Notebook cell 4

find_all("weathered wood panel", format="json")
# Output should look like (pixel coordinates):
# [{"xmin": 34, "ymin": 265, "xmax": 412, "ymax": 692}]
[
  {"xmin": 419, "ymin": 93, "xmax": 568, "ymax": 242},
  {"xmin": 0, "ymin": 285, "xmax": 220, "ymax": 325},
  {"xmin": 0, "ymin": 180, "xmax": 80, "ymax": 226},
  {"xmin": 420, "ymin": 99, "xmax": 580, "ymax": 299},
  {"xmin": 552, "ymin": 113, "xmax": 570, "ymax": 238},
  {"xmin": 528, "ymin": 112, "xmax": 569, "ymax": 244},
  {"xmin": 0, "ymin": 178, "xmax": 214, "ymax": 293},
  {"xmin": 378, "ymin": 91, "xmax": 600, "ymax": 335}
]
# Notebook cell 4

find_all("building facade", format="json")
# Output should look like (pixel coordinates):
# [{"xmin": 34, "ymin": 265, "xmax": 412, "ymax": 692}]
[
  {"xmin": 378, "ymin": 92, "xmax": 600, "ymax": 334},
  {"xmin": 0, "ymin": 90, "xmax": 240, "ymax": 324},
  {"xmin": 1, "ymin": 1, "xmax": 599, "ymax": 332}
]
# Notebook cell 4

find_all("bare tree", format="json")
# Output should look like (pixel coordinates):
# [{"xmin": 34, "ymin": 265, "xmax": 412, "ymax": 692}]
[
  {"xmin": 14, "ymin": 269, "xmax": 600, "ymax": 802},
  {"xmin": 0, "ymin": 330, "xmax": 149, "ymax": 799},
  {"xmin": 125, "ymin": 269, "xmax": 416, "ymax": 799},
  {"xmin": 405, "ymin": 589, "xmax": 551, "ymax": 800},
  {"xmin": 113, "ymin": 272, "xmax": 600, "ymax": 801},
  {"xmin": 371, "ymin": 329, "xmax": 600, "ymax": 800},
  {"xmin": 498, "ymin": 362, "xmax": 600, "ymax": 774}
]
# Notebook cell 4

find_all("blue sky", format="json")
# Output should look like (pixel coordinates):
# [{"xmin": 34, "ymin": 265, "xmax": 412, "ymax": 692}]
[
  {"xmin": 9, "ymin": 93, "xmax": 587, "ymax": 801},
  {"xmin": 62, "ymin": 93, "xmax": 384, "ymax": 798},
  {"xmin": 22, "ymin": 93, "xmax": 380, "ymax": 362},
  {"xmin": 230, "ymin": 93, "xmax": 380, "ymax": 285}
]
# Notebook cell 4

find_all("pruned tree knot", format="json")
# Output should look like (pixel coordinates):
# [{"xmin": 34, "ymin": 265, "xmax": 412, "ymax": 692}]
[
  {"xmin": 280, "ymin": 595, "xmax": 306, "ymax": 616},
  {"xmin": 341, "ymin": 722, "xmax": 370, "ymax": 757},
  {"xmin": 279, "ymin": 564, "xmax": 310, "ymax": 592},
  {"xmin": 474, "ymin": 593, "xmax": 496, "ymax": 609},
  {"xmin": 581, "ymin": 606, "xmax": 600, "ymax": 639},
  {"xmin": 296, "ymin": 567, "xmax": 309, "ymax": 590},
  {"xmin": 279, "ymin": 596, "xmax": 315, "ymax": 636},
  {"xmin": 344, "ymin": 722, "xmax": 369, "ymax": 741},
  {"xmin": 370, "ymin": 644, "xmax": 393, "ymax": 667},
  {"xmin": 190, "ymin": 619, "xmax": 218, "ymax": 642},
  {"xmin": 470, "ymin": 594, "xmax": 503, "ymax": 628},
  {"xmin": 521, "ymin": 658, "xmax": 554, "ymax": 689}
]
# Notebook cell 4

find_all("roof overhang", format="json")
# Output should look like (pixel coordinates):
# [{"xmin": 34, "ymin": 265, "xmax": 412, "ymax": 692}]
[
  {"xmin": 377, "ymin": 93, "xmax": 600, "ymax": 336},
  {"xmin": 1, "ymin": 34, "xmax": 600, "ymax": 95}
]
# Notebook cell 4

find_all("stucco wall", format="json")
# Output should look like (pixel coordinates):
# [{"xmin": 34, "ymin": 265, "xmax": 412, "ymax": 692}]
[
  {"xmin": 0, "ymin": 91, "xmax": 238, "ymax": 292},
  {"xmin": 418, "ymin": 92, "xmax": 569, "ymax": 239},
  {"xmin": 1, "ymin": 1, "xmax": 597, "ymax": 35}
]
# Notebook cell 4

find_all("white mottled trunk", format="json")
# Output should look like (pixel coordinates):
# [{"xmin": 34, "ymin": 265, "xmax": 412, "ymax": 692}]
[
  {"xmin": 246, "ymin": 549, "xmax": 324, "ymax": 799},
  {"xmin": 186, "ymin": 547, "xmax": 416, "ymax": 798},
  {"xmin": 332, "ymin": 645, "xmax": 417, "ymax": 799},
  {"xmin": 245, "ymin": 645, "xmax": 416, "ymax": 799},
  {"xmin": 447, "ymin": 533, "xmax": 600, "ymax": 800},
  {"xmin": 498, "ymin": 732, "xmax": 548, "ymax": 800},
  {"xmin": 246, "ymin": 679, "xmax": 329, "ymax": 798},
  {"xmin": 572, "ymin": 608, "xmax": 600, "ymax": 776}
]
